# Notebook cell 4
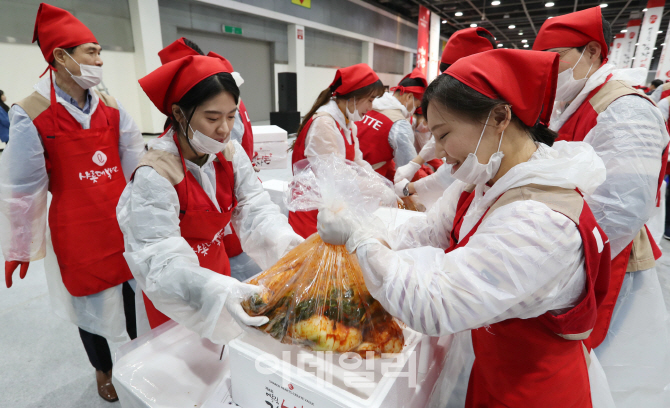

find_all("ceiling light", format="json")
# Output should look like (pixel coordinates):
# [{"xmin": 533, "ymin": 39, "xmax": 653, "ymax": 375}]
[
  {"xmin": 491, "ymin": 0, "xmax": 501, "ymax": 5},
  {"xmin": 455, "ymin": 11, "xmax": 463, "ymax": 16},
  {"xmin": 654, "ymin": 47, "xmax": 658, "ymax": 50},
  {"xmin": 497, "ymin": 44, "xmax": 504, "ymax": 47},
  {"xmin": 523, "ymin": 44, "xmax": 529, "ymax": 48},
  {"xmin": 635, "ymin": 43, "xmax": 639, "ymax": 46},
  {"xmin": 518, "ymin": 31, "xmax": 523, "ymax": 35},
  {"xmin": 548, "ymin": 16, "xmax": 554, "ymax": 19},
  {"xmin": 442, "ymin": 20, "xmax": 447, "ymax": 24},
  {"xmin": 545, "ymin": 2, "xmax": 555, "ymax": 7},
  {"xmin": 521, "ymin": 39, "xmax": 528, "ymax": 43},
  {"xmin": 470, "ymin": 23, "xmax": 478, "ymax": 27},
  {"xmin": 631, "ymin": 57, "xmax": 636, "ymax": 59},
  {"xmin": 509, "ymin": 24, "xmax": 516, "ymax": 29},
  {"xmin": 600, "ymin": 3, "xmax": 608, "ymax": 7},
  {"xmin": 504, "ymin": 14, "xmax": 510, "ymax": 18},
  {"xmin": 643, "ymin": 8, "xmax": 648, "ymax": 11},
  {"xmin": 659, "ymin": 31, "xmax": 664, "ymax": 34},
  {"xmin": 663, "ymin": 43, "xmax": 666, "ymax": 46},
  {"xmin": 621, "ymin": 29, "xmax": 627, "ymax": 33}
]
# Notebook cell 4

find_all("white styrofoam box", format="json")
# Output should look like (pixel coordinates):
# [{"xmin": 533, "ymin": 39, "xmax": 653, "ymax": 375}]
[
  {"xmin": 262, "ymin": 179, "xmax": 290, "ymax": 217},
  {"xmin": 373, "ymin": 207, "xmax": 426, "ymax": 230},
  {"xmin": 253, "ymin": 125, "xmax": 288, "ymax": 143},
  {"xmin": 254, "ymin": 140, "xmax": 289, "ymax": 170},
  {"xmin": 229, "ymin": 328, "xmax": 453, "ymax": 408}
]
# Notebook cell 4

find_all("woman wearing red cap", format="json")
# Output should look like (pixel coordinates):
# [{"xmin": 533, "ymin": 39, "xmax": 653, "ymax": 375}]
[
  {"xmin": 159, "ymin": 37, "xmax": 262, "ymax": 282},
  {"xmin": 117, "ymin": 54, "xmax": 302, "ymax": 343},
  {"xmin": 356, "ymin": 68, "xmax": 424, "ymax": 182},
  {"xmin": 317, "ymin": 49, "xmax": 613, "ymax": 407},
  {"xmin": 0, "ymin": 3, "xmax": 145, "ymax": 401},
  {"xmin": 534, "ymin": 7, "xmax": 670, "ymax": 406},
  {"xmin": 289, "ymin": 63, "xmax": 386, "ymax": 238},
  {"xmin": 393, "ymin": 27, "xmax": 497, "ymax": 211}
]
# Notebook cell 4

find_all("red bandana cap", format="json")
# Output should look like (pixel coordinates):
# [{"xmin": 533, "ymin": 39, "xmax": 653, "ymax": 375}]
[
  {"xmin": 329, "ymin": 63, "xmax": 379, "ymax": 96},
  {"xmin": 533, "ymin": 6, "xmax": 608, "ymax": 60},
  {"xmin": 158, "ymin": 38, "xmax": 235, "ymax": 71},
  {"xmin": 32, "ymin": 3, "xmax": 98, "ymax": 64},
  {"xmin": 391, "ymin": 67, "xmax": 428, "ymax": 100},
  {"xmin": 446, "ymin": 49, "xmax": 559, "ymax": 127},
  {"xmin": 441, "ymin": 27, "xmax": 495, "ymax": 66},
  {"xmin": 139, "ymin": 54, "xmax": 233, "ymax": 117}
]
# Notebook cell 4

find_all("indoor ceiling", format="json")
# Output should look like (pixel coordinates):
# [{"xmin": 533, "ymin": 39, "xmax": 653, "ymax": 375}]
[{"xmin": 364, "ymin": 0, "xmax": 669, "ymax": 69}]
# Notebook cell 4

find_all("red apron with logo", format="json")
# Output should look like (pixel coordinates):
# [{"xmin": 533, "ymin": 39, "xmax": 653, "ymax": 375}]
[
  {"xmin": 557, "ymin": 74, "xmax": 665, "ymax": 348},
  {"xmin": 289, "ymin": 114, "xmax": 355, "ymax": 238},
  {"xmin": 32, "ymin": 82, "xmax": 131, "ymax": 296},
  {"xmin": 142, "ymin": 133, "xmax": 238, "ymax": 328},
  {"xmin": 447, "ymin": 187, "xmax": 610, "ymax": 407},
  {"xmin": 356, "ymin": 110, "xmax": 396, "ymax": 181}
]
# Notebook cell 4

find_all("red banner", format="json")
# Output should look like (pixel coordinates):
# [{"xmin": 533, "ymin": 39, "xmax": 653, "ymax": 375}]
[{"xmin": 417, "ymin": 5, "xmax": 430, "ymax": 76}]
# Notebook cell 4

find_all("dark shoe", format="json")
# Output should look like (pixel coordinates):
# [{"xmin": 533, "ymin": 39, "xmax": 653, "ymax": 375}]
[{"xmin": 96, "ymin": 369, "xmax": 119, "ymax": 402}]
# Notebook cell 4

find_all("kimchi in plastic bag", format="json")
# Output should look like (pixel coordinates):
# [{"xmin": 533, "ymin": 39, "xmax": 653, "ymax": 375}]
[{"xmin": 242, "ymin": 155, "xmax": 404, "ymax": 357}]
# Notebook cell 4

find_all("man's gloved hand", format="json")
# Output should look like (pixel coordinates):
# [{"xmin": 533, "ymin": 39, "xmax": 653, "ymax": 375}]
[
  {"xmin": 394, "ymin": 161, "xmax": 421, "ymax": 184},
  {"xmin": 224, "ymin": 281, "xmax": 270, "ymax": 327},
  {"xmin": 394, "ymin": 178, "xmax": 410, "ymax": 197},
  {"xmin": 5, "ymin": 261, "xmax": 29, "ymax": 288}
]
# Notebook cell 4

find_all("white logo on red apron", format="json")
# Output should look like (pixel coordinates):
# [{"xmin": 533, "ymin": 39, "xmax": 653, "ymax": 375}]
[
  {"xmin": 193, "ymin": 228, "xmax": 225, "ymax": 257},
  {"xmin": 92, "ymin": 151, "xmax": 107, "ymax": 166},
  {"xmin": 79, "ymin": 166, "xmax": 119, "ymax": 183}
]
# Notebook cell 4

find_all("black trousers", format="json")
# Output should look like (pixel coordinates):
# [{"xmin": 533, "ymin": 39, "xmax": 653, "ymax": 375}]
[{"xmin": 78, "ymin": 281, "xmax": 137, "ymax": 372}]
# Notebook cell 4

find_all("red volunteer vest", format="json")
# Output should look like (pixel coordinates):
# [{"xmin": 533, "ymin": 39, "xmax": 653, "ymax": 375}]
[
  {"xmin": 140, "ymin": 133, "xmax": 238, "ymax": 328},
  {"xmin": 28, "ymin": 84, "xmax": 132, "ymax": 297},
  {"xmin": 556, "ymin": 74, "xmax": 665, "ymax": 348},
  {"xmin": 448, "ymin": 186, "xmax": 610, "ymax": 408},
  {"xmin": 356, "ymin": 110, "xmax": 397, "ymax": 181},
  {"xmin": 289, "ymin": 113, "xmax": 355, "ymax": 238}
]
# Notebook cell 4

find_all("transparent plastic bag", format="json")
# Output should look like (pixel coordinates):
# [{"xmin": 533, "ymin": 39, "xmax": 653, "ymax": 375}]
[{"xmin": 242, "ymin": 155, "xmax": 403, "ymax": 357}]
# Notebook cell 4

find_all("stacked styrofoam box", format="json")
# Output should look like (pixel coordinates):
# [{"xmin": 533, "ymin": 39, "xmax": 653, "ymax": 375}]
[
  {"xmin": 262, "ymin": 179, "xmax": 290, "ymax": 217},
  {"xmin": 253, "ymin": 125, "xmax": 289, "ymax": 170}
]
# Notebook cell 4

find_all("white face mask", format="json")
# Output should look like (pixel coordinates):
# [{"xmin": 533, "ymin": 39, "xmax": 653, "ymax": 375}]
[
  {"xmin": 179, "ymin": 108, "xmax": 228, "ymax": 156},
  {"xmin": 63, "ymin": 50, "xmax": 103, "ymax": 90},
  {"xmin": 554, "ymin": 48, "xmax": 593, "ymax": 103},
  {"xmin": 404, "ymin": 97, "xmax": 416, "ymax": 119},
  {"xmin": 345, "ymin": 97, "xmax": 363, "ymax": 123},
  {"xmin": 451, "ymin": 109, "xmax": 505, "ymax": 186}
]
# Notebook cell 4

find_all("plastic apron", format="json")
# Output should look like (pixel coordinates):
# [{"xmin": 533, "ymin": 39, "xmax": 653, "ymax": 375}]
[
  {"xmin": 142, "ymin": 134, "xmax": 237, "ymax": 329},
  {"xmin": 289, "ymin": 114, "xmax": 356, "ymax": 238}
]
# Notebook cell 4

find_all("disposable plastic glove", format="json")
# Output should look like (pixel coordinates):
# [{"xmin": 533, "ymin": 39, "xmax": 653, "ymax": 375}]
[
  {"xmin": 5, "ymin": 261, "xmax": 29, "ymax": 288},
  {"xmin": 395, "ymin": 178, "xmax": 410, "ymax": 197},
  {"xmin": 394, "ymin": 161, "xmax": 421, "ymax": 184},
  {"xmin": 224, "ymin": 281, "xmax": 270, "ymax": 327},
  {"xmin": 317, "ymin": 208, "xmax": 383, "ymax": 253}
]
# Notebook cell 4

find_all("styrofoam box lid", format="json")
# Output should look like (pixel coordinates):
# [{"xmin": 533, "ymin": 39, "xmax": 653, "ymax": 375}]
[
  {"xmin": 252, "ymin": 125, "xmax": 288, "ymax": 143},
  {"xmin": 262, "ymin": 179, "xmax": 289, "ymax": 193}
]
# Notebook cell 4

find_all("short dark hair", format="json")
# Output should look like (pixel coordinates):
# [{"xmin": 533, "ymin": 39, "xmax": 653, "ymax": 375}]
[
  {"xmin": 575, "ymin": 15, "xmax": 612, "ymax": 61},
  {"xmin": 421, "ymin": 73, "xmax": 557, "ymax": 146},
  {"xmin": 651, "ymin": 79, "xmax": 664, "ymax": 88},
  {"xmin": 439, "ymin": 29, "xmax": 497, "ymax": 73}
]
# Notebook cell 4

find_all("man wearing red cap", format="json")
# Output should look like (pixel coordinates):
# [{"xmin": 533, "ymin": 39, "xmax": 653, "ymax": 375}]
[
  {"xmin": 0, "ymin": 3, "xmax": 145, "ymax": 402},
  {"xmin": 356, "ymin": 68, "xmax": 424, "ymax": 183},
  {"xmin": 393, "ymin": 27, "xmax": 496, "ymax": 211},
  {"xmin": 534, "ymin": 6, "xmax": 670, "ymax": 406}
]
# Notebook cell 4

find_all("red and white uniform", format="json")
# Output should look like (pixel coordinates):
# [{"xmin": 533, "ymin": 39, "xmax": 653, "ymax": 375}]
[
  {"xmin": 356, "ymin": 93, "xmax": 417, "ymax": 181},
  {"xmin": 549, "ymin": 62, "xmax": 670, "ymax": 407},
  {"xmin": 0, "ymin": 76, "xmax": 145, "ymax": 340},
  {"xmin": 289, "ymin": 100, "xmax": 373, "ymax": 238}
]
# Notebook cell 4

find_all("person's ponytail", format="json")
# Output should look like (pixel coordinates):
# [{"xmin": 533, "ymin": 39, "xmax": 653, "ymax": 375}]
[
  {"xmin": 528, "ymin": 122, "xmax": 557, "ymax": 146},
  {"xmin": 296, "ymin": 87, "xmax": 333, "ymax": 137}
]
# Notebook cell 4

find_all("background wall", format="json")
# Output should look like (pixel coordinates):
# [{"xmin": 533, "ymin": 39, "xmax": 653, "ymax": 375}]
[{"xmin": 0, "ymin": 0, "xmax": 418, "ymax": 132}]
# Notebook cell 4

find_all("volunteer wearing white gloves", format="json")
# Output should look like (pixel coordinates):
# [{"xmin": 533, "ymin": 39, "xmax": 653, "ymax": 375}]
[
  {"xmin": 0, "ymin": 4, "xmax": 145, "ymax": 402},
  {"xmin": 117, "ymin": 54, "xmax": 302, "ymax": 343},
  {"xmin": 534, "ymin": 8, "xmax": 670, "ymax": 407},
  {"xmin": 318, "ymin": 49, "xmax": 614, "ymax": 407},
  {"xmin": 157, "ymin": 38, "xmax": 262, "ymax": 281},
  {"xmin": 356, "ymin": 68, "xmax": 425, "ymax": 181},
  {"xmin": 289, "ymin": 64, "xmax": 385, "ymax": 238}
]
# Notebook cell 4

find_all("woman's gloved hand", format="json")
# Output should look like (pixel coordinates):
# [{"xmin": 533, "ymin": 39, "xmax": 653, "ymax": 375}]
[
  {"xmin": 223, "ymin": 280, "xmax": 270, "ymax": 327},
  {"xmin": 394, "ymin": 161, "xmax": 421, "ymax": 184},
  {"xmin": 5, "ymin": 261, "xmax": 29, "ymax": 288},
  {"xmin": 317, "ymin": 208, "xmax": 384, "ymax": 253}
]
